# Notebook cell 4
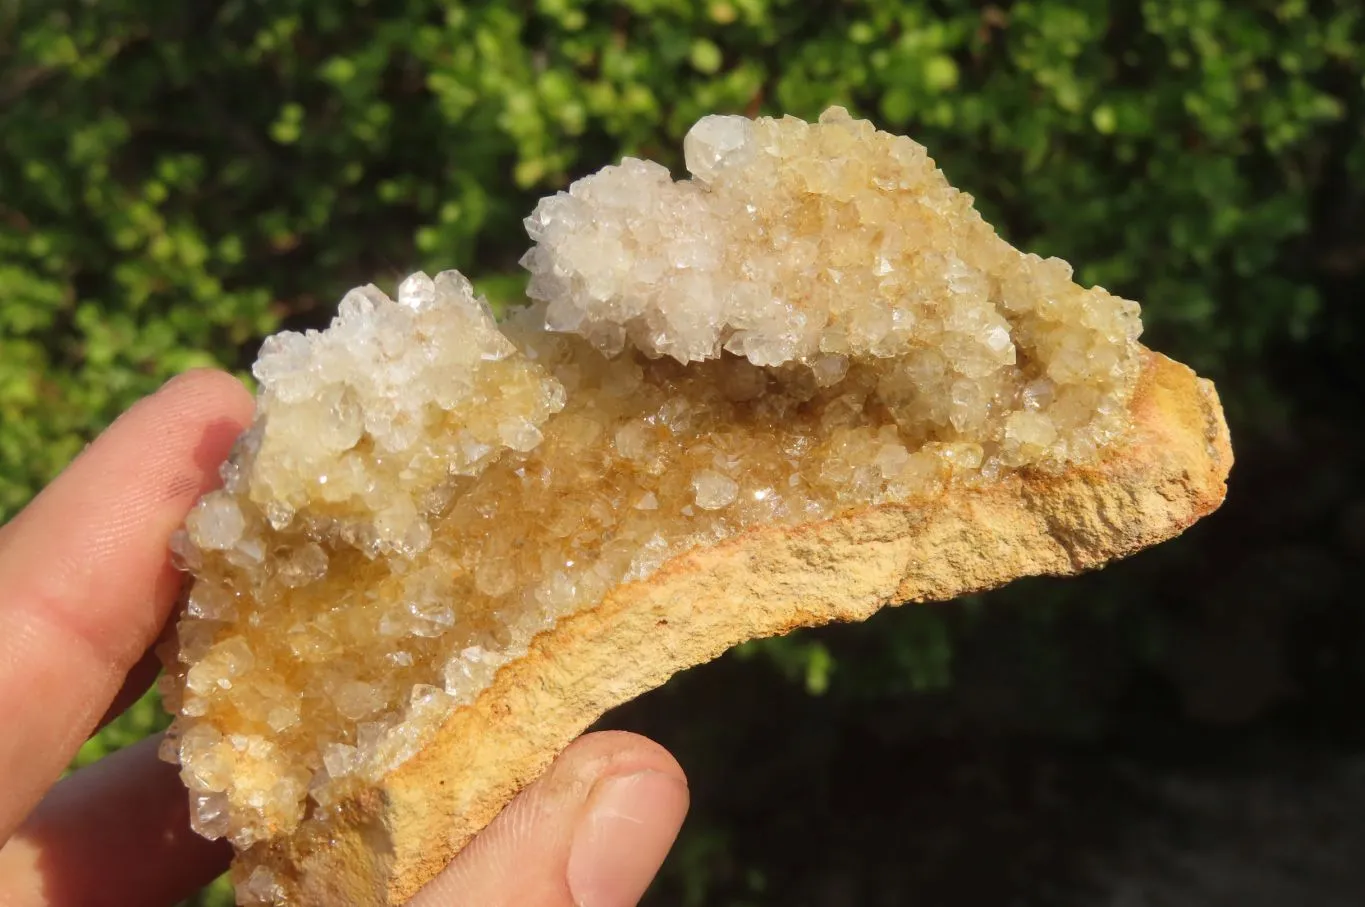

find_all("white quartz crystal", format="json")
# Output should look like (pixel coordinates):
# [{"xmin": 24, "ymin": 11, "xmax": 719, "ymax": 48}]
[
  {"xmin": 244, "ymin": 270, "xmax": 564, "ymax": 557},
  {"xmin": 184, "ymin": 492, "xmax": 245, "ymax": 551},
  {"xmin": 683, "ymin": 114, "xmax": 755, "ymax": 184},
  {"xmin": 692, "ymin": 470, "xmax": 739, "ymax": 510}
]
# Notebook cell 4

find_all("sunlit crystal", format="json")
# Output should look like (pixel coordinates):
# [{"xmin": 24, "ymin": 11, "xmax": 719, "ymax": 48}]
[
  {"xmin": 164, "ymin": 108, "xmax": 1144, "ymax": 856},
  {"xmin": 692, "ymin": 470, "xmax": 739, "ymax": 510},
  {"xmin": 185, "ymin": 492, "xmax": 245, "ymax": 551}
]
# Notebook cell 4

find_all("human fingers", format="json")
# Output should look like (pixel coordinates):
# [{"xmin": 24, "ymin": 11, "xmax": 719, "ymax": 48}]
[
  {"xmin": 94, "ymin": 650, "xmax": 163, "ymax": 733},
  {"xmin": 0, "ymin": 369, "xmax": 254, "ymax": 839},
  {"xmin": 0, "ymin": 733, "xmax": 232, "ymax": 907},
  {"xmin": 408, "ymin": 731, "xmax": 689, "ymax": 907}
]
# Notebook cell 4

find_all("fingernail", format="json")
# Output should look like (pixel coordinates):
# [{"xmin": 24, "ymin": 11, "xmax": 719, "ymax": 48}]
[{"xmin": 567, "ymin": 770, "xmax": 689, "ymax": 907}]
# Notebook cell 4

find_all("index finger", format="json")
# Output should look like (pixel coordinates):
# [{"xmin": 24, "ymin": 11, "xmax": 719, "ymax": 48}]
[{"xmin": 0, "ymin": 369, "xmax": 253, "ymax": 840}]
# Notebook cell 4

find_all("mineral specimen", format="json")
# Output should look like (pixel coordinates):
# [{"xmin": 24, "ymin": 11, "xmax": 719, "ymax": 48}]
[{"xmin": 161, "ymin": 107, "xmax": 1231, "ymax": 905}]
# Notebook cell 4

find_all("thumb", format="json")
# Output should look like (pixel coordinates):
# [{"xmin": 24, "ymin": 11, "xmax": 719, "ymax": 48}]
[{"xmin": 408, "ymin": 731, "xmax": 689, "ymax": 907}]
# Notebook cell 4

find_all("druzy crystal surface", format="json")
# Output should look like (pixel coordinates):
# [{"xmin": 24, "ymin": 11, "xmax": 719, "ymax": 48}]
[{"xmin": 163, "ymin": 108, "xmax": 1143, "ymax": 864}]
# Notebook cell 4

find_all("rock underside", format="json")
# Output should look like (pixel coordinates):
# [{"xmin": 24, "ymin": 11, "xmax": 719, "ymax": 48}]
[{"xmin": 158, "ymin": 107, "xmax": 1229, "ymax": 905}]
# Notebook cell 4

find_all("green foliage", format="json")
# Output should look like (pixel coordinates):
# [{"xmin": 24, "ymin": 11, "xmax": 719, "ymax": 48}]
[
  {"xmin": 2, "ymin": 1, "xmax": 1361, "ymax": 902},
  {"xmin": 734, "ymin": 638, "xmax": 837, "ymax": 695}
]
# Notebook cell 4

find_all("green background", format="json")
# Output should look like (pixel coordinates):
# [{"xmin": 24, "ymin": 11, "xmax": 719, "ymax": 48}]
[{"xmin": 3, "ymin": 0, "xmax": 1363, "ymax": 903}]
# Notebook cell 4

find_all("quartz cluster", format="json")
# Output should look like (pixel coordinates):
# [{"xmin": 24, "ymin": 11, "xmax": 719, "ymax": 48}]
[
  {"xmin": 524, "ymin": 107, "xmax": 1141, "ymax": 468},
  {"xmin": 162, "ymin": 107, "xmax": 1145, "ymax": 883}
]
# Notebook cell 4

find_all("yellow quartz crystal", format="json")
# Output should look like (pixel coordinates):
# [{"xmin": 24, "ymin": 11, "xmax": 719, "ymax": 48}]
[{"xmin": 162, "ymin": 107, "xmax": 1162, "ymax": 903}]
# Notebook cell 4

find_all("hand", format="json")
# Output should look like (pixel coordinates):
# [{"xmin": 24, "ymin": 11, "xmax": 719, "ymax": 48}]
[{"xmin": 0, "ymin": 371, "xmax": 689, "ymax": 907}]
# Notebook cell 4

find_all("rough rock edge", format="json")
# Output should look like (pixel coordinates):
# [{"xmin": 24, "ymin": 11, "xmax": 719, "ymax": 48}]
[{"xmin": 238, "ymin": 348, "xmax": 1232, "ymax": 905}]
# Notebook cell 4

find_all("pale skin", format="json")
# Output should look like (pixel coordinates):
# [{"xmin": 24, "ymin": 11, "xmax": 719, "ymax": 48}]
[{"xmin": 0, "ymin": 370, "xmax": 690, "ymax": 907}]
